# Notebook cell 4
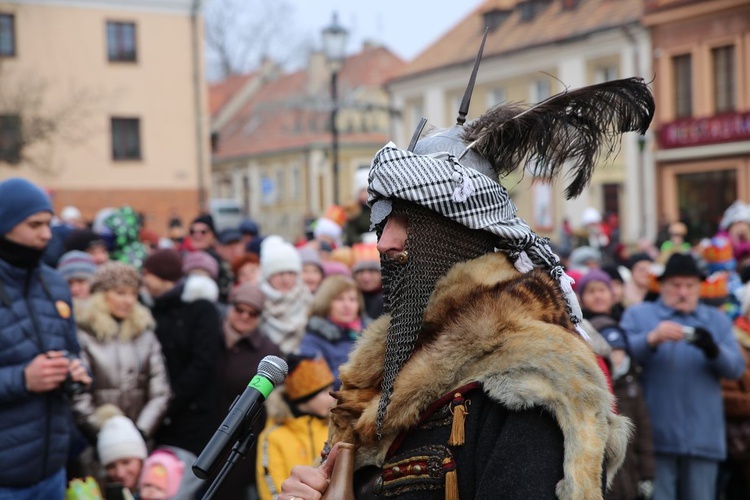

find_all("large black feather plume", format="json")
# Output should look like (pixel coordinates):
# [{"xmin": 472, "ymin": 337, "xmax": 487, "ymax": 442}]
[{"xmin": 460, "ymin": 77, "xmax": 655, "ymax": 199}]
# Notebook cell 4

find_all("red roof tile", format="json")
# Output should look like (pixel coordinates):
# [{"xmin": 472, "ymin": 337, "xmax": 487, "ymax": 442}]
[
  {"xmin": 393, "ymin": 0, "xmax": 643, "ymax": 81},
  {"xmin": 208, "ymin": 72, "xmax": 255, "ymax": 117},
  {"xmin": 213, "ymin": 46, "xmax": 406, "ymax": 161}
]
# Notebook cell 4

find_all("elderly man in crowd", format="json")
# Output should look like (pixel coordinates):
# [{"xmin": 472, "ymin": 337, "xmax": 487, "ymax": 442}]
[{"xmin": 621, "ymin": 252, "xmax": 746, "ymax": 500}]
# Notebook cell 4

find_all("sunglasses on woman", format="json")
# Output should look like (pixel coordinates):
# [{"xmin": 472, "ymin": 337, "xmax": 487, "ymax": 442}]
[{"xmin": 233, "ymin": 305, "xmax": 260, "ymax": 318}]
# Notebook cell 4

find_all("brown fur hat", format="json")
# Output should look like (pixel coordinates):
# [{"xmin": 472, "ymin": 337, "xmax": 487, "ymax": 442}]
[{"xmin": 90, "ymin": 262, "xmax": 140, "ymax": 293}]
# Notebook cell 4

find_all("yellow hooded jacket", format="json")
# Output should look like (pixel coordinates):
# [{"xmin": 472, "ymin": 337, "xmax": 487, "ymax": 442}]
[{"xmin": 256, "ymin": 390, "xmax": 329, "ymax": 500}]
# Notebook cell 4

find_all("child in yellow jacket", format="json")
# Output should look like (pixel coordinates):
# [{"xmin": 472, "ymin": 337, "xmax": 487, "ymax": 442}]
[{"xmin": 256, "ymin": 355, "xmax": 335, "ymax": 500}]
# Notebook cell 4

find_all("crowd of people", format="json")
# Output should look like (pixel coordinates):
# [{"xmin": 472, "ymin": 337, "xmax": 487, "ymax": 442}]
[
  {"xmin": 555, "ymin": 202, "xmax": 750, "ymax": 500},
  {"xmin": 0, "ymin": 177, "xmax": 381, "ymax": 500},
  {"xmin": 3, "ymin": 167, "xmax": 750, "ymax": 499}
]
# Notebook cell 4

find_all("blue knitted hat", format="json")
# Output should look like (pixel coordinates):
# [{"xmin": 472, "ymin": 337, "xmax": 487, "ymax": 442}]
[{"xmin": 0, "ymin": 178, "xmax": 53, "ymax": 235}]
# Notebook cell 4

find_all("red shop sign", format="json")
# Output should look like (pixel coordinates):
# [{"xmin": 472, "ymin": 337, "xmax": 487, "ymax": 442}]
[{"xmin": 659, "ymin": 111, "xmax": 750, "ymax": 149}]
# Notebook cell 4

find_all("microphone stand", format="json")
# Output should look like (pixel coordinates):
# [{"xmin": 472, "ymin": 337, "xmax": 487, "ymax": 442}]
[{"xmin": 202, "ymin": 425, "xmax": 256, "ymax": 500}]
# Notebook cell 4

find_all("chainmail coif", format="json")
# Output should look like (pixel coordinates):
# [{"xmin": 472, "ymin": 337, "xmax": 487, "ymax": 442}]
[{"xmin": 376, "ymin": 200, "xmax": 497, "ymax": 439}]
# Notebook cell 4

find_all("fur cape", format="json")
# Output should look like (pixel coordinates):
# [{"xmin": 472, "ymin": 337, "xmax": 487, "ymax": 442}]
[
  {"xmin": 328, "ymin": 252, "xmax": 631, "ymax": 499},
  {"xmin": 75, "ymin": 292, "xmax": 155, "ymax": 342}
]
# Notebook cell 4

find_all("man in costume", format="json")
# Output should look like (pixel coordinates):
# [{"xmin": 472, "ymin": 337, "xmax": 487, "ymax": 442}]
[{"xmin": 280, "ymin": 36, "xmax": 655, "ymax": 499}]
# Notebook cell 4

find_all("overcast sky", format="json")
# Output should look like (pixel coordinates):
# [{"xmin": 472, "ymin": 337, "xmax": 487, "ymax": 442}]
[{"xmin": 293, "ymin": 0, "xmax": 484, "ymax": 61}]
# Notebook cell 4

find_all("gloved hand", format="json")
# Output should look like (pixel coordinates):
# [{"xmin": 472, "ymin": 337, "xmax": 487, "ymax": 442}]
[
  {"xmin": 638, "ymin": 479, "xmax": 654, "ymax": 499},
  {"xmin": 690, "ymin": 327, "xmax": 720, "ymax": 359}
]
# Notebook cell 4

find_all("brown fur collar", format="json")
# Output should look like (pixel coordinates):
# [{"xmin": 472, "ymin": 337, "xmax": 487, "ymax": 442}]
[
  {"xmin": 329, "ymin": 253, "xmax": 631, "ymax": 499},
  {"xmin": 75, "ymin": 292, "xmax": 155, "ymax": 342}
]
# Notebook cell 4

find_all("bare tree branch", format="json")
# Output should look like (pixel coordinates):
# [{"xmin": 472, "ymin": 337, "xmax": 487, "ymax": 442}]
[
  {"xmin": 204, "ymin": 0, "xmax": 309, "ymax": 80},
  {"xmin": 0, "ymin": 64, "xmax": 109, "ymax": 174}
]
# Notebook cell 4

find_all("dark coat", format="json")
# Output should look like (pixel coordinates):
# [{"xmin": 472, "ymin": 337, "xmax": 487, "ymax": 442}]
[
  {"xmin": 215, "ymin": 327, "xmax": 283, "ymax": 497},
  {"xmin": 607, "ymin": 366, "xmax": 655, "ymax": 500},
  {"xmin": 206, "ymin": 247, "xmax": 233, "ymax": 304},
  {"xmin": 299, "ymin": 316, "xmax": 362, "ymax": 389},
  {"xmin": 353, "ymin": 384, "xmax": 570, "ymax": 499},
  {"xmin": 151, "ymin": 282, "xmax": 223, "ymax": 456},
  {"xmin": 0, "ymin": 258, "xmax": 79, "ymax": 486},
  {"xmin": 343, "ymin": 204, "xmax": 372, "ymax": 246}
]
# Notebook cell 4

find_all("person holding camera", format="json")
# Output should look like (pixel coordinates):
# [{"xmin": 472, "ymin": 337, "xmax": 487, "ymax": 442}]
[
  {"xmin": 621, "ymin": 252, "xmax": 746, "ymax": 500},
  {"xmin": 0, "ymin": 178, "xmax": 92, "ymax": 498}
]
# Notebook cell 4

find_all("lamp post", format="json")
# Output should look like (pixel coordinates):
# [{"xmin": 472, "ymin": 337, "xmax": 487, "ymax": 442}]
[{"xmin": 322, "ymin": 12, "xmax": 348, "ymax": 206}]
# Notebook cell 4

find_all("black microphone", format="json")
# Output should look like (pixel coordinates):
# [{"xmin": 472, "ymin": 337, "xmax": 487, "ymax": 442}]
[{"xmin": 193, "ymin": 355, "xmax": 288, "ymax": 480}]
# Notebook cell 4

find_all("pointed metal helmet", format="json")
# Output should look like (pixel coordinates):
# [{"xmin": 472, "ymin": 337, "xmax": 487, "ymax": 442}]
[{"xmin": 407, "ymin": 29, "xmax": 497, "ymax": 181}]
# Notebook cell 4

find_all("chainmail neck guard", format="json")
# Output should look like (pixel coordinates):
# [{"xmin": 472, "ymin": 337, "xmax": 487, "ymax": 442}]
[{"xmin": 376, "ymin": 200, "xmax": 497, "ymax": 439}]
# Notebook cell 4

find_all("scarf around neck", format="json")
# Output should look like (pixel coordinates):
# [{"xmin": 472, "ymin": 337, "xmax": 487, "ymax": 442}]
[
  {"xmin": 0, "ymin": 236, "xmax": 44, "ymax": 270},
  {"xmin": 259, "ymin": 279, "xmax": 312, "ymax": 354}
]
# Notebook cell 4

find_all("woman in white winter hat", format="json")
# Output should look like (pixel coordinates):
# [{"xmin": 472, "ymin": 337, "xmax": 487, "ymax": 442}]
[{"xmin": 258, "ymin": 236, "xmax": 312, "ymax": 354}]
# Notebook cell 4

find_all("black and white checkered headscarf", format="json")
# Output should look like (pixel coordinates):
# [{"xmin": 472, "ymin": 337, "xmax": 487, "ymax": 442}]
[{"xmin": 368, "ymin": 142, "xmax": 588, "ymax": 339}]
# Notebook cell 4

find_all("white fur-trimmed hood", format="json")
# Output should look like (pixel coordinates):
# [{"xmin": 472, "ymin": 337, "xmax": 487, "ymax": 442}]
[{"xmin": 75, "ymin": 292, "xmax": 155, "ymax": 342}]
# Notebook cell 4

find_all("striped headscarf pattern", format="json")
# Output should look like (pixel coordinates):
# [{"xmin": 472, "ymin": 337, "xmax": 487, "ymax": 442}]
[{"xmin": 368, "ymin": 142, "xmax": 587, "ymax": 339}]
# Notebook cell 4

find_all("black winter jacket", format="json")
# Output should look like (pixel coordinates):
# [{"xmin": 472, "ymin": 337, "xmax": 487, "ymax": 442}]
[
  {"xmin": 353, "ymin": 385, "xmax": 574, "ymax": 499},
  {"xmin": 151, "ymin": 282, "xmax": 223, "ymax": 455}
]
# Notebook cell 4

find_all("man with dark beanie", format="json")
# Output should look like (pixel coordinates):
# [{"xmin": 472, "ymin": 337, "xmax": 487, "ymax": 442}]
[
  {"xmin": 141, "ymin": 248, "xmax": 222, "ymax": 499},
  {"xmin": 64, "ymin": 228, "xmax": 109, "ymax": 266},
  {"xmin": 189, "ymin": 214, "xmax": 232, "ymax": 303},
  {"xmin": 0, "ymin": 177, "xmax": 92, "ymax": 498}
]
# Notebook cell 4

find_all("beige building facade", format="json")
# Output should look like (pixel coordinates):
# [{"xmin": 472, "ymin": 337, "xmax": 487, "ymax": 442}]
[
  {"xmin": 388, "ymin": 0, "xmax": 655, "ymax": 244},
  {"xmin": 0, "ymin": 0, "xmax": 209, "ymax": 233},
  {"xmin": 210, "ymin": 44, "xmax": 405, "ymax": 241}
]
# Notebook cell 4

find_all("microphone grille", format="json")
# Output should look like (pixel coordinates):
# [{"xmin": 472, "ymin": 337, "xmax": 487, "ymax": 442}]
[{"xmin": 258, "ymin": 355, "xmax": 288, "ymax": 386}]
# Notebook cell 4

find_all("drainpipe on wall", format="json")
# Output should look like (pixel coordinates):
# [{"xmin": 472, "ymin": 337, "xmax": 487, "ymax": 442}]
[
  {"xmin": 621, "ymin": 24, "xmax": 648, "ymax": 240},
  {"xmin": 191, "ymin": 0, "xmax": 207, "ymax": 211}
]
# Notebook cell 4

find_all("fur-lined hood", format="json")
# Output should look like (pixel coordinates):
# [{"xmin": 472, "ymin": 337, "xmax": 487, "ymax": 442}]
[
  {"xmin": 329, "ymin": 252, "xmax": 631, "ymax": 499},
  {"xmin": 75, "ymin": 292, "xmax": 155, "ymax": 342}
]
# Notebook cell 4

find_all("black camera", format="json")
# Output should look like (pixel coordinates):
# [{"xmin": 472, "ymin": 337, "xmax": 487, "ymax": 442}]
[{"xmin": 61, "ymin": 351, "xmax": 85, "ymax": 398}]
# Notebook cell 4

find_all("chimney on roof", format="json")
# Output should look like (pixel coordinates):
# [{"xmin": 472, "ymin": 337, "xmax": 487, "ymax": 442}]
[
  {"xmin": 307, "ymin": 50, "xmax": 328, "ymax": 96},
  {"xmin": 561, "ymin": 0, "xmax": 579, "ymax": 9},
  {"xmin": 362, "ymin": 39, "xmax": 380, "ymax": 51}
]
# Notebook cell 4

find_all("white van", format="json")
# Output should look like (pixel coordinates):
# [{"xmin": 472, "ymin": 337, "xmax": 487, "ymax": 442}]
[{"xmin": 209, "ymin": 199, "xmax": 243, "ymax": 233}]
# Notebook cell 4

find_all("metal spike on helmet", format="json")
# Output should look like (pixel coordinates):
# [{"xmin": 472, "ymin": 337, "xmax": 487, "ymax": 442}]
[
  {"xmin": 404, "ymin": 28, "xmax": 489, "ymax": 152},
  {"xmin": 456, "ymin": 28, "xmax": 489, "ymax": 126}
]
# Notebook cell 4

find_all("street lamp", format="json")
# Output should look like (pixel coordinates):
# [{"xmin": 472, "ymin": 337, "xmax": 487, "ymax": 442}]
[{"xmin": 322, "ymin": 12, "xmax": 348, "ymax": 205}]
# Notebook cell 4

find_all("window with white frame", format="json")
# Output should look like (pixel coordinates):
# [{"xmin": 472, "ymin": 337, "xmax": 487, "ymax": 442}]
[
  {"xmin": 487, "ymin": 87, "xmax": 506, "ymax": 108},
  {"xmin": 291, "ymin": 165, "xmax": 301, "ymax": 200},
  {"xmin": 673, "ymin": 54, "xmax": 693, "ymax": 118},
  {"xmin": 530, "ymin": 79, "xmax": 551, "ymax": 103},
  {"xmin": 594, "ymin": 66, "xmax": 618, "ymax": 84},
  {"xmin": 0, "ymin": 14, "xmax": 15, "ymax": 57},
  {"xmin": 276, "ymin": 169, "xmax": 285, "ymax": 203},
  {"xmin": 409, "ymin": 104, "xmax": 423, "ymax": 130},
  {"xmin": 713, "ymin": 45, "xmax": 735, "ymax": 113}
]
